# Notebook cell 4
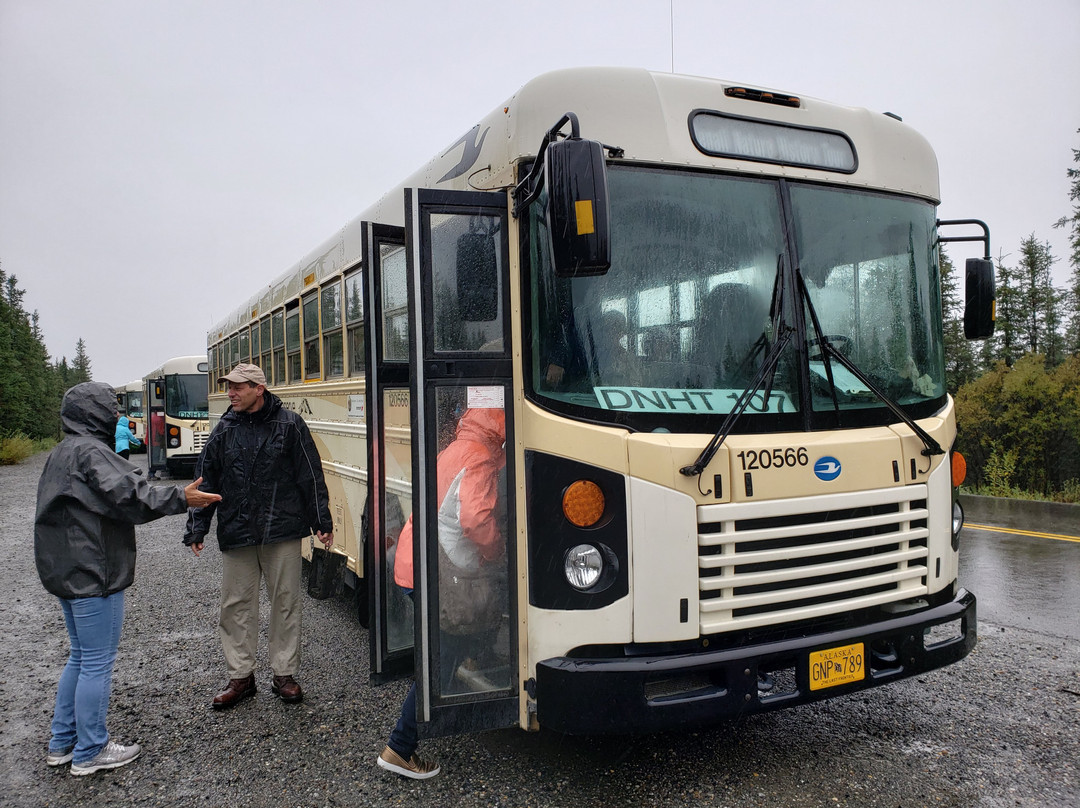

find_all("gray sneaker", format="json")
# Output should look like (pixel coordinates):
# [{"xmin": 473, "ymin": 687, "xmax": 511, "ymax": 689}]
[
  {"xmin": 70, "ymin": 740, "xmax": 141, "ymax": 776},
  {"xmin": 46, "ymin": 746, "xmax": 74, "ymax": 766}
]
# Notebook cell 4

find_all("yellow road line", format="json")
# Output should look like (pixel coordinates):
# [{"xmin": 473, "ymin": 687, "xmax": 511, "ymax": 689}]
[{"xmin": 965, "ymin": 523, "xmax": 1080, "ymax": 543}]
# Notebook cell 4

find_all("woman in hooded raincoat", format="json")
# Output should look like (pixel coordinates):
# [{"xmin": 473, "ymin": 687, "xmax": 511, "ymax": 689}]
[{"xmin": 34, "ymin": 382, "xmax": 219, "ymax": 776}]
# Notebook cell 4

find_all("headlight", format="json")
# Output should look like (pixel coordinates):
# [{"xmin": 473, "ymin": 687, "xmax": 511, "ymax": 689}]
[
  {"xmin": 951, "ymin": 500, "xmax": 964, "ymax": 549},
  {"xmin": 564, "ymin": 544, "xmax": 603, "ymax": 590}
]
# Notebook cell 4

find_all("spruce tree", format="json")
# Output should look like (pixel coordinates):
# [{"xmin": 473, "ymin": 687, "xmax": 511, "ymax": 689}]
[
  {"xmin": 991, "ymin": 254, "xmax": 1019, "ymax": 367},
  {"xmin": 1014, "ymin": 235, "xmax": 1061, "ymax": 366},
  {"xmin": 940, "ymin": 250, "xmax": 978, "ymax": 392},
  {"xmin": 1053, "ymin": 129, "xmax": 1080, "ymax": 356},
  {"xmin": 71, "ymin": 338, "xmax": 93, "ymax": 383},
  {"xmin": 0, "ymin": 269, "xmax": 33, "ymax": 434}
]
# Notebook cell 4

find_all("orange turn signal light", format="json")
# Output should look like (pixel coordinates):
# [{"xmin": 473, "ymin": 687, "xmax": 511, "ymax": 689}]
[
  {"xmin": 951, "ymin": 451, "xmax": 967, "ymax": 487},
  {"xmin": 562, "ymin": 480, "xmax": 605, "ymax": 528}
]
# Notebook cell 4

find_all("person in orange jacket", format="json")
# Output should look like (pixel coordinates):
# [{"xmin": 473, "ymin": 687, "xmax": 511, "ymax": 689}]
[{"xmin": 377, "ymin": 406, "xmax": 507, "ymax": 780}]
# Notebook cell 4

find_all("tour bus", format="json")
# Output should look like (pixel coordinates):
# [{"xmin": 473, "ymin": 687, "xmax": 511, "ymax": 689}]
[
  {"xmin": 144, "ymin": 355, "xmax": 210, "ymax": 477},
  {"xmin": 115, "ymin": 379, "xmax": 146, "ymax": 449},
  {"xmin": 206, "ymin": 67, "xmax": 995, "ymax": 739}
]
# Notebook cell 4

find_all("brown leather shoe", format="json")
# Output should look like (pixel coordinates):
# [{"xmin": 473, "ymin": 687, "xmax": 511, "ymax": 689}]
[
  {"xmin": 212, "ymin": 674, "xmax": 256, "ymax": 710},
  {"xmin": 271, "ymin": 675, "xmax": 303, "ymax": 703}
]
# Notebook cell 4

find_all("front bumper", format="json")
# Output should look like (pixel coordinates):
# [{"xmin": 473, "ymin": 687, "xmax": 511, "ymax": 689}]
[{"xmin": 535, "ymin": 589, "xmax": 976, "ymax": 734}]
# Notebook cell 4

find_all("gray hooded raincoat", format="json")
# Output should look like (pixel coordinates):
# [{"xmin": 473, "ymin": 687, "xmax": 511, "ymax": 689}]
[{"xmin": 34, "ymin": 382, "xmax": 189, "ymax": 599}]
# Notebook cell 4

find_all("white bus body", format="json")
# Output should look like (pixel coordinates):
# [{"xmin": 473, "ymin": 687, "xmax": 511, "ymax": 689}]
[
  {"xmin": 144, "ymin": 355, "xmax": 210, "ymax": 477},
  {"xmin": 114, "ymin": 379, "xmax": 146, "ymax": 447},
  {"xmin": 207, "ymin": 68, "xmax": 984, "ymax": 738}
]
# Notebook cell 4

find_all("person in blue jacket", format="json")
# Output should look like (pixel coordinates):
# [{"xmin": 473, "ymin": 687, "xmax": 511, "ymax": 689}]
[
  {"xmin": 114, "ymin": 416, "xmax": 141, "ymax": 459},
  {"xmin": 35, "ymin": 382, "xmax": 221, "ymax": 776}
]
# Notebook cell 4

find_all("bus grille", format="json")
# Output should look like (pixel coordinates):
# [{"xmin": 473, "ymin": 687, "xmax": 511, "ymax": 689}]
[
  {"xmin": 697, "ymin": 485, "xmax": 929, "ymax": 634},
  {"xmin": 194, "ymin": 432, "xmax": 208, "ymax": 452}
]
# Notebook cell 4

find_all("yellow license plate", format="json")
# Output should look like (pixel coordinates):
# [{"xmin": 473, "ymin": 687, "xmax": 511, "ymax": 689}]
[{"xmin": 809, "ymin": 642, "xmax": 865, "ymax": 691}]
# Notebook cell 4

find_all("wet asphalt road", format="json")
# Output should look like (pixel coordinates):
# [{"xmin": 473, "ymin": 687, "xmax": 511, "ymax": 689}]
[
  {"xmin": 1, "ymin": 451, "xmax": 1078, "ymax": 808},
  {"xmin": 959, "ymin": 522, "xmax": 1080, "ymax": 641}
]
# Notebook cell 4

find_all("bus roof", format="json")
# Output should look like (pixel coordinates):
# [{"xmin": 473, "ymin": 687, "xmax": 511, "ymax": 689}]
[
  {"xmin": 143, "ymin": 355, "xmax": 209, "ymax": 380},
  {"xmin": 209, "ymin": 66, "xmax": 940, "ymax": 343}
]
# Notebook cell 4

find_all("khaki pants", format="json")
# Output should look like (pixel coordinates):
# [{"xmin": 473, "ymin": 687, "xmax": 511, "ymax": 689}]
[{"xmin": 219, "ymin": 540, "xmax": 302, "ymax": 679}]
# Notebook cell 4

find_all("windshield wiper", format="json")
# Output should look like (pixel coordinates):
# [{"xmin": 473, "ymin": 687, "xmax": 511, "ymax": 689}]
[
  {"xmin": 680, "ymin": 254, "xmax": 790, "ymax": 487},
  {"xmin": 796, "ymin": 270, "xmax": 943, "ymax": 459},
  {"xmin": 680, "ymin": 326, "xmax": 794, "ymax": 486},
  {"xmin": 731, "ymin": 253, "xmax": 787, "ymax": 383}
]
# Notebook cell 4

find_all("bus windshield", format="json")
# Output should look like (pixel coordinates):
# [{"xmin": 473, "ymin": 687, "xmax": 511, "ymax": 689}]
[
  {"xmin": 126, "ymin": 391, "xmax": 144, "ymax": 418},
  {"xmin": 528, "ymin": 166, "xmax": 945, "ymax": 431},
  {"xmin": 166, "ymin": 374, "xmax": 209, "ymax": 419},
  {"xmin": 791, "ymin": 184, "xmax": 944, "ymax": 412}
]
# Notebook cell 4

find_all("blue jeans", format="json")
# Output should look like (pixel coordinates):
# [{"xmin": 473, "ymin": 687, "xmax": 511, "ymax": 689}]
[
  {"xmin": 388, "ymin": 587, "xmax": 418, "ymax": 759},
  {"xmin": 389, "ymin": 682, "xmax": 418, "ymax": 760},
  {"xmin": 50, "ymin": 591, "xmax": 125, "ymax": 764}
]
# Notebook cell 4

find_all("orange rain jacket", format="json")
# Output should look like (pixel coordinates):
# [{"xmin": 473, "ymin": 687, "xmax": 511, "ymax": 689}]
[{"xmin": 394, "ymin": 407, "xmax": 506, "ymax": 589}]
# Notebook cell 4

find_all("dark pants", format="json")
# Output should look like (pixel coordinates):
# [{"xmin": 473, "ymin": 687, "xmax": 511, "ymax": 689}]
[
  {"xmin": 388, "ymin": 588, "xmax": 420, "ymax": 759},
  {"xmin": 388, "ymin": 682, "xmax": 418, "ymax": 760},
  {"xmin": 118, "ymin": 449, "xmax": 130, "ymax": 460}
]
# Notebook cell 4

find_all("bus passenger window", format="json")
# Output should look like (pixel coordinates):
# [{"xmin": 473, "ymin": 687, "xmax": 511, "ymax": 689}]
[
  {"xmin": 239, "ymin": 327, "xmax": 250, "ymax": 364},
  {"xmin": 259, "ymin": 316, "xmax": 272, "ymax": 378},
  {"xmin": 250, "ymin": 322, "xmax": 260, "ymax": 362},
  {"xmin": 324, "ymin": 332, "xmax": 344, "ymax": 378},
  {"xmin": 322, "ymin": 282, "xmax": 344, "ymax": 378},
  {"xmin": 285, "ymin": 304, "xmax": 301, "ymax": 384},
  {"xmin": 209, "ymin": 344, "xmax": 220, "ymax": 392},
  {"xmin": 303, "ymin": 292, "xmax": 320, "ymax": 380},
  {"xmin": 345, "ymin": 271, "xmax": 366, "ymax": 376},
  {"xmin": 272, "ymin": 310, "xmax": 285, "ymax": 386}
]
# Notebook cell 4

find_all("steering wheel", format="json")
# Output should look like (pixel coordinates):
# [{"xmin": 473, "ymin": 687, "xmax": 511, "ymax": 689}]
[{"xmin": 806, "ymin": 335, "xmax": 853, "ymax": 360}]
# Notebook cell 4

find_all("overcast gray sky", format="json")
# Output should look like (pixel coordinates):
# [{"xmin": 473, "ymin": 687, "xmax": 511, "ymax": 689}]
[{"xmin": 2, "ymin": 0, "xmax": 1078, "ymax": 387}]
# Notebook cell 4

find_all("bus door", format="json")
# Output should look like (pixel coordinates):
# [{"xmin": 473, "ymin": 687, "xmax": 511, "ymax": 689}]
[
  {"xmin": 365, "ymin": 222, "xmax": 416, "ymax": 684},
  {"xmin": 146, "ymin": 378, "xmax": 167, "ymax": 475},
  {"xmin": 406, "ymin": 188, "xmax": 518, "ymax": 737}
]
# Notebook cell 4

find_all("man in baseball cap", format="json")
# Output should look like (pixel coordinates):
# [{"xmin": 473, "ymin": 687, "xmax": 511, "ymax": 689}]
[{"xmin": 184, "ymin": 363, "xmax": 333, "ymax": 709}]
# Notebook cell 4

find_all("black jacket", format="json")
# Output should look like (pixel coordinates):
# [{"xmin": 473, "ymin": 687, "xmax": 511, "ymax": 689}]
[
  {"xmin": 35, "ymin": 382, "xmax": 189, "ymax": 599},
  {"xmin": 183, "ymin": 391, "xmax": 332, "ymax": 551}
]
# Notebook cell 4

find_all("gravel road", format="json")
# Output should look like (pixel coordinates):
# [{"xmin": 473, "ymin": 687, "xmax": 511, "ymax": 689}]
[{"xmin": 1, "ymin": 450, "xmax": 1077, "ymax": 807}]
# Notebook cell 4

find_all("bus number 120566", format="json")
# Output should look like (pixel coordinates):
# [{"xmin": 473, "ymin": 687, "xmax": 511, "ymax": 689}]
[{"xmin": 738, "ymin": 447, "xmax": 809, "ymax": 470}]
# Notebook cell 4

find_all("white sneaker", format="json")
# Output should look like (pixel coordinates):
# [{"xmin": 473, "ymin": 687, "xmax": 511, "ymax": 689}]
[{"xmin": 70, "ymin": 740, "xmax": 141, "ymax": 776}]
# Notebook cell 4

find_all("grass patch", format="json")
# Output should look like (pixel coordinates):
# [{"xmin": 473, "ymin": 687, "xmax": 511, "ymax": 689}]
[{"xmin": 0, "ymin": 433, "xmax": 57, "ymax": 465}]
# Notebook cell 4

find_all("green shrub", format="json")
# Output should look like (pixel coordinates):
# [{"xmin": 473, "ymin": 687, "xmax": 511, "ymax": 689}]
[
  {"xmin": 0, "ymin": 433, "xmax": 35, "ymax": 465},
  {"xmin": 1057, "ymin": 479, "xmax": 1080, "ymax": 504},
  {"xmin": 983, "ymin": 445, "xmax": 1019, "ymax": 498}
]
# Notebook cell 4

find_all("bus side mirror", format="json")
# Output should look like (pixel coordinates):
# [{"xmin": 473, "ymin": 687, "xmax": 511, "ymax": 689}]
[
  {"xmin": 456, "ymin": 232, "xmax": 498, "ymax": 322},
  {"xmin": 963, "ymin": 257, "xmax": 995, "ymax": 339},
  {"xmin": 545, "ymin": 138, "xmax": 611, "ymax": 277},
  {"xmin": 153, "ymin": 381, "xmax": 165, "ymax": 399}
]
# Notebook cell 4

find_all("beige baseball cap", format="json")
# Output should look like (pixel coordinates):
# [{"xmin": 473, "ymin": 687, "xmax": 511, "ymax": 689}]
[{"xmin": 218, "ymin": 363, "xmax": 267, "ymax": 386}]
